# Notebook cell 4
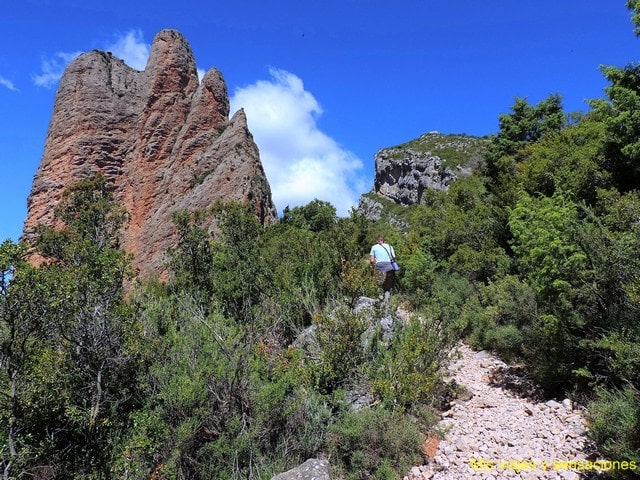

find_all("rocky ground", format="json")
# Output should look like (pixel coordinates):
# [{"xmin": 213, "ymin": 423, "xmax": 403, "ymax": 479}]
[{"xmin": 405, "ymin": 343, "xmax": 608, "ymax": 480}]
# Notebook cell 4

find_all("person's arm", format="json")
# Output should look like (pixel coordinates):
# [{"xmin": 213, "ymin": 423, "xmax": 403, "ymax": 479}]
[{"xmin": 370, "ymin": 254, "xmax": 376, "ymax": 265}]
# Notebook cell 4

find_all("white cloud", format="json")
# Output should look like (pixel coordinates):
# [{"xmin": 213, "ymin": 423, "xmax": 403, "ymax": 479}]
[
  {"xmin": 33, "ymin": 51, "xmax": 81, "ymax": 88},
  {"xmin": 230, "ymin": 68, "xmax": 365, "ymax": 216},
  {"xmin": 106, "ymin": 30, "xmax": 150, "ymax": 71},
  {"xmin": 32, "ymin": 30, "xmax": 149, "ymax": 88},
  {"xmin": 0, "ymin": 76, "xmax": 17, "ymax": 91}
]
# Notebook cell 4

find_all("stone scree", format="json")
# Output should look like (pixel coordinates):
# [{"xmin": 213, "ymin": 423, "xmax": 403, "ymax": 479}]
[{"xmin": 405, "ymin": 343, "xmax": 607, "ymax": 480}]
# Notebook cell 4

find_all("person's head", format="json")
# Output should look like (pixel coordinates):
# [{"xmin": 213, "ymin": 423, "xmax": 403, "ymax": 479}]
[{"xmin": 376, "ymin": 235, "xmax": 385, "ymax": 244}]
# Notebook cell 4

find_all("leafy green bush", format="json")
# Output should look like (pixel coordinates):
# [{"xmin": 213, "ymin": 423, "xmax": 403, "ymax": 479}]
[
  {"xmin": 253, "ymin": 349, "xmax": 332, "ymax": 463},
  {"xmin": 326, "ymin": 407, "xmax": 421, "ymax": 480},
  {"xmin": 340, "ymin": 259, "xmax": 379, "ymax": 306},
  {"xmin": 311, "ymin": 307, "xmax": 369, "ymax": 394},
  {"xmin": 464, "ymin": 275, "xmax": 538, "ymax": 362},
  {"xmin": 281, "ymin": 198, "xmax": 338, "ymax": 232},
  {"xmin": 595, "ymin": 332, "xmax": 640, "ymax": 386},
  {"xmin": 259, "ymin": 223, "xmax": 342, "ymax": 334},
  {"xmin": 369, "ymin": 313, "xmax": 452, "ymax": 409},
  {"xmin": 0, "ymin": 177, "xmax": 140, "ymax": 478},
  {"xmin": 587, "ymin": 387, "xmax": 640, "ymax": 472},
  {"xmin": 484, "ymin": 325, "xmax": 523, "ymax": 360},
  {"xmin": 399, "ymin": 250, "xmax": 438, "ymax": 302},
  {"xmin": 374, "ymin": 460, "xmax": 397, "ymax": 480}
]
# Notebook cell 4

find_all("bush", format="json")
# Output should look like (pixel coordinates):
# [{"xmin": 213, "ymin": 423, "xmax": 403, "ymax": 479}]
[
  {"xmin": 326, "ymin": 407, "xmax": 422, "ymax": 480},
  {"xmin": 485, "ymin": 324, "xmax": 523, "ymax": 360},
  {"xmin": 340, "ymin": 259, "xmax": 379, "ymax": 306},
  {"xmin": 254, "ymin": 377, "xmax": 332, "ymax": 463},
  {"xmin": 374, "ymin": 460, "xmax": 396, "ymax": 480},
  {"xmin": 587, "ymin": 387, "xmax": 640, "ymax": 473},
  {"xmin": 464, "ymin": 275, "xmax": 538, "ymax": 362},
  {"xmin": 259, "ymin": 223, "xmax": 341, "ymax": 335},
  {"xmin": 311, "ymin": 307, "xmax": 369, "ymax": 394},
  {"xmin": 370, "ymin": 313, "xmax": 452, "ymax": 409}
]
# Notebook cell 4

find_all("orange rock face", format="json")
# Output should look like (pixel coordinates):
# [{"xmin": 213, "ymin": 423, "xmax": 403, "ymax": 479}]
[{"xmin": 23, "ymin": 29, "xmax": 277, "ymax": 278}]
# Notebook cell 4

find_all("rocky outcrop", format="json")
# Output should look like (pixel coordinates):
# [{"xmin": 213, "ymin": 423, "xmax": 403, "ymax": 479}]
[
  {"xmin": 371, "ymin": 132, "xmax": 487, "ymax": 206},
  {"xmin": 23, "ymin": 29, "xmax": 277, "ymax": 278},
  {"xmin": 375, "ymin": 148, "xmax": 457, "ymax": 205},
  {"xmin": 271, "ymin": 458, "xmax": 331, "ymax": 480}
]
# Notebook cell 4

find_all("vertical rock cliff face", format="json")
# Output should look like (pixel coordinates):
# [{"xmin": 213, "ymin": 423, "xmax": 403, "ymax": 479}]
[
  {"xmin": 371, "ymin": 132, "xmax": 488, "ymax": 205},
  {"xmin": 357, "ymin": 133, "xmax": 488, "ymax": 221},
  {"xmin": 24, "ymin": 29, "xmax": 277, "ymax": 278}
]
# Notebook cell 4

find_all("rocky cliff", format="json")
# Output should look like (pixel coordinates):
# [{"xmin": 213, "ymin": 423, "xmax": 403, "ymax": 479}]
[
  {"xmin": 23, "ymin": 29, "xmax": 277, "ymax": 278},
  {"xmin": 372, "ymin": 132, "xmax": 488, "ymax": 205}
]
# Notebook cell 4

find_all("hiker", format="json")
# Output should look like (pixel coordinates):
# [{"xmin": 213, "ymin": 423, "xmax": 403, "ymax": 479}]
[{"xmin": 369, "ymin": 235, "xmax": 397, "ymax": 302}]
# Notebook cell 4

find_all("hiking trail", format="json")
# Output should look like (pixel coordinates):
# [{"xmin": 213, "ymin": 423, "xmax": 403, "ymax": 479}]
[{"xmin": 406, "ymin": 343, "xmax": 601, "ymax": 480}]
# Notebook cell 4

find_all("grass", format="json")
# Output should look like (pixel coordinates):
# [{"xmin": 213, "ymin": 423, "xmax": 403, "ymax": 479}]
[{"xmin": 383, "ymin": 132, "xmax": 489, "ymax": 170}]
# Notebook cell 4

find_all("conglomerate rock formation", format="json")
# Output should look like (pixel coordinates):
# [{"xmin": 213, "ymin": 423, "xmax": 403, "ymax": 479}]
[
  {"xmin": 372, "ymin": 132, "xmax": 487, "ymax": 205},
  {"xmin": 357, "ymin": 133, "xmax": 487, "ymax": 221},
  {"xmin": 23, "ymin": 29, "xmax": 277, "ymax": 278}
]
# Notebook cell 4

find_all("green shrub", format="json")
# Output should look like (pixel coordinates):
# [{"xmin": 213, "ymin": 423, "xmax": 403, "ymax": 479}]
[
  {"xmin": 374, "ymin": 460, "xmax": 397, "ymax": 480},
  {"xmin": 485, "ymin": 324, "xmax": 523, "ymax": 361},
  {"xmin": 326, "ymin": 407, "xmax": 421, "ymax": 480},
  {"xmin": 254, "ymin": 379, "xmax": 332, "ymax": 463},
  {"xmin": 399, "ymin": 250, "xmax": 438, "ymax": 302},
  {"xmin": 596, "ymin": 332, "xmax": 640, "ymax": 386},
  {"xmin": 259, "ymin": 223, "xmax": 341, "ymax": 334},
  {"xmin": 340, "ymin": 259, "xmax": 379, "ymax": 306},
  {"xmin": 587, "ymin": 387, "xmax": 640, "ymax": 473},
  {"xmin": 312, "ymin": 307, "xmax": 369, "ymax": 394},
  {"xmin": 192, "ymin": 419, "xmax": 258, "ymax": 480},
  {"xmin": 370, "ymin": 313, "xmax": 451, "ymax": 409},
  {"xmin": 464, "ymin": 275, "xmax": 538, "ymax": 362}
]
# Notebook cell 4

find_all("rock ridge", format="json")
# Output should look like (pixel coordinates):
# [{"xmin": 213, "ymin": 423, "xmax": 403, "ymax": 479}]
[{"xmin": 23, "ymin": 29, "xmax": 277, "ymax": 278}]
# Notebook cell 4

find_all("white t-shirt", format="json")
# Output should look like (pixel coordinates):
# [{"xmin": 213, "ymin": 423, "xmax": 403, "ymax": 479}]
[{"xmin": 370, "ymin": 243, "xmax": 395, "ymax": 263}]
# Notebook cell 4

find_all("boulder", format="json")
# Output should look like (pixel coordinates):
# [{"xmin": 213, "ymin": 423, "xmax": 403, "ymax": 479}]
[{"xmin": 271, "ymin": 458, "xmax": 330, "ymax": 480}]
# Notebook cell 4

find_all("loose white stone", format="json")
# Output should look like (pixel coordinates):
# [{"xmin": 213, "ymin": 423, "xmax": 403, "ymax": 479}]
[
  {"xmin": 407, "ymin": 343, "xmax": 594, "ymax": 480},
  {"xmin": 545, "ymin": 399, "xmax": 563, "ymax": 409}
]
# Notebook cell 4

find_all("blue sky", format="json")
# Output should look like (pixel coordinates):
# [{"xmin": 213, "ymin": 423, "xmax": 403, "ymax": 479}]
[{"xmin": 1, "ymin": 0, "xmax": 638, "ymax": 242}]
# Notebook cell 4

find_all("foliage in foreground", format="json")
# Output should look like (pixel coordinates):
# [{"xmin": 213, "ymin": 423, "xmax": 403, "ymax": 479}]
[
  {"xmin": 1, "ymin": 184, "xmax": 454, "ymax": 479},
  {"xmin": 4, "ymin": 3, "xmax": 640, "ymax": 477}
]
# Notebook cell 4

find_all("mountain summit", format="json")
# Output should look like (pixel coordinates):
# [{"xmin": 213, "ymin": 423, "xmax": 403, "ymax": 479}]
[
  {"xmin": 373, "ymin": 132, "xmax": 488, "ymax": 205},
  {"xmin": 23, "ymin": 29, "xmax": 277, "ymax": 277}
]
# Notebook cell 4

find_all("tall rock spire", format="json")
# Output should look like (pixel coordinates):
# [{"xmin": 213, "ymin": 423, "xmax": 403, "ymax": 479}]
[{"xmin": 24, "ymin": 29, "xmax": 277, "ymax": 278}]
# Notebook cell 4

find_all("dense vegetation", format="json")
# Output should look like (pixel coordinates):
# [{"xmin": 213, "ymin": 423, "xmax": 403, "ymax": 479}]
[
  {"xmin": 1, "ymin": 181, "xmax": 454, "ymax": 479},
  {"xmin": 3, "ymin": 2, "xmax": 640, "ymax": 478}
]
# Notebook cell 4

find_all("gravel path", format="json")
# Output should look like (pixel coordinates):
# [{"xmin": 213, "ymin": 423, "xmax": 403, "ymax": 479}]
[{"xmin": 405, "ymin": 343, "xmax": 604, "ymax": 480}]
